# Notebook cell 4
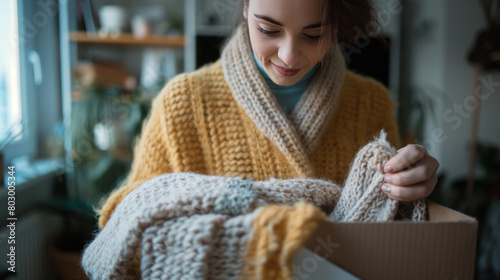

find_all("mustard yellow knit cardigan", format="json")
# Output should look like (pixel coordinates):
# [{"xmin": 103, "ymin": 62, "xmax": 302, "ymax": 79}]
[
  {"xmin": 98, "ymin": 24, "xmax": 400, "ymax": 228},
  {"xmin": 98, "ymin": 66, "xmax": 399, "ymax": 228}
]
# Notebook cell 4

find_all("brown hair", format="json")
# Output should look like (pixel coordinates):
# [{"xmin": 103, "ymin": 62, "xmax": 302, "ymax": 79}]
[
  {"xmin": 322, "ymin": 0, "xmax": 377, "ymax": 44},
  {"xmin": 241, "ymin": 0, "xmax": 378, "ymax": 44}
]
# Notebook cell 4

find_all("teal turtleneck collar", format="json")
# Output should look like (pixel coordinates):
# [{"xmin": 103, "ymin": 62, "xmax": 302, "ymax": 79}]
[{"xmin": 253, "ymin": 52, "xmax": 317, "ymax": 114}]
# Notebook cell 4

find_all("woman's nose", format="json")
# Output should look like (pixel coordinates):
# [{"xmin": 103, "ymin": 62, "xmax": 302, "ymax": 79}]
[{"xmin": 278, "ymin": 38, "xmax": 300, "ymax": 67}]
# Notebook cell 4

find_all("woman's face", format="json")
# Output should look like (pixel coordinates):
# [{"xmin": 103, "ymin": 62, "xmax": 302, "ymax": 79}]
[{"xmin": 245, "ymin": 0, "xmax": 333, "ymax": 86}]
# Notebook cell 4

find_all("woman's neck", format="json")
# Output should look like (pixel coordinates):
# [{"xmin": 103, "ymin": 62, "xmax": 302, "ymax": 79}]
[
  {"xmin": 253, "ymin": 52, "xmax": 317, "ymax": 114},
  {"xmin": 253, "ymin": 53, "xmax": 317, "ymax": 91}
]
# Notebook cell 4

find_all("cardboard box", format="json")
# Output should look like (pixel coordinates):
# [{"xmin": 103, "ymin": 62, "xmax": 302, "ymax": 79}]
[{"xmin": 295, "ymin": 201, "xmax": 478, "ymax": 280}]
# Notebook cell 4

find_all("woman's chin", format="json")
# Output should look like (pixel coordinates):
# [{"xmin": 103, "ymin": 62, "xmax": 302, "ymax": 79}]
[{"xmin": 269, "ymin": 73, "xmax": 303, "ymax": 87}]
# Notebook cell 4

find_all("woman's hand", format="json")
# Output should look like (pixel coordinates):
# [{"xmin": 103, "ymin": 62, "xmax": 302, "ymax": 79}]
[{"xmin": 381, "ymin": 144, "xmax": 439, "ymax": 201}]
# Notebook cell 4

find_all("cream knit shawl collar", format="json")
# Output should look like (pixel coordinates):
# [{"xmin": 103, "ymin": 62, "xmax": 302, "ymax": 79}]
[{"xmin": 221, "ymin": 23, "xmax": 346, "ymax": 178}]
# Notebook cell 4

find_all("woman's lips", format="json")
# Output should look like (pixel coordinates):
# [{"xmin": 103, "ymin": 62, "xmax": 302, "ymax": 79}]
[{"xmin": 272, "ymin": 63, "xmax": 301, "ymax": 77}]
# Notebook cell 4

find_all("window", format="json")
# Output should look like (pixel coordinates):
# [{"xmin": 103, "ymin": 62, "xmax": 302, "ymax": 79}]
[{"xmin": 0, "ymin": 0, "xmax": 22, "ymax": 143}]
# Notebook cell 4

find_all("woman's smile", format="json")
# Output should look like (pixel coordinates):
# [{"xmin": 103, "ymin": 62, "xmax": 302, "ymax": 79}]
[
  {"xmin": 246, "ymin": 0, "xmax": 333, "ymax": 86},
  {"xmin": 272, "ymin": 63, "xmax": 301, "ymax": 77}
]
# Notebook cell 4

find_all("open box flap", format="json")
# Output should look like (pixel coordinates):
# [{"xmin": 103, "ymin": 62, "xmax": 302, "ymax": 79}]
[{"xmin": 301, "ymin": 201, "xmax": 478, "ymax": 280}]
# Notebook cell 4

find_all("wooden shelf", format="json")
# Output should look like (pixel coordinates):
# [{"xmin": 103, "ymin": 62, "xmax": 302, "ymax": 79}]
[{"xmin": 68, "ymin": 32, "xmax": 185, "ymax": 47}]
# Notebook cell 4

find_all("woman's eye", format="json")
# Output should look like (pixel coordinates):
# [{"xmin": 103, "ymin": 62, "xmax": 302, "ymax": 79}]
[
  {"xmin": 305, "ymin": 34, "xmax": 321, "ymax": 40},
  {"xmin": 258, "ymin": 27, "xmax": 279, "ymax": 36}
]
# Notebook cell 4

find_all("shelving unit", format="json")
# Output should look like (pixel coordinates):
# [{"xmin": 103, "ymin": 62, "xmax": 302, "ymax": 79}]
[
  {"xmin": 68, "ymin": 32, "xmax": 186, "ymax": 47},
  {"xmin": 58, "ymin": 0, "xmax": 196, "ymax": 202},
  {"xmin": 57, "ymin": 0, "xmax": 234, "ymax": 201}
]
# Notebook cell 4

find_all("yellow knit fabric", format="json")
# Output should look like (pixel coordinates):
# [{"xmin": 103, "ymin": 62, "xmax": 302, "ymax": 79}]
[
  {"xmin": 97, "ymin": 60, "xmax": 400, "ymax": 228},
  {"xmin": 243, "ymin": 202, "xmax": 329, "ymax": 280}
]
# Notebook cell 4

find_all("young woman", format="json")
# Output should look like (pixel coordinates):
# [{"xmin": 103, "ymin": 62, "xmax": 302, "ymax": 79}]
[{"xmin": 97, "ymin": 0, "xmax": 439, "ymax": 228}]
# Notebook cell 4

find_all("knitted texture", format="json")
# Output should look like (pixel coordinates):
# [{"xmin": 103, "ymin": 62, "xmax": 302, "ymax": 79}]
[
  {"xmin": 332, "ymin": 131, "xmax": 399, "ymax": 222},
  {"xmin": 82, "ymin": 133, "xmax": 427, "ymax": 279},
  {"xmin": 97, "ymin": 23, "xmax": 400, "ymax": 229},
  {"xmin": 243, "ymin": 202, "xmax": 328, "ymax": 280},
  {"xmin": 82, "ymin": 174, "xmax": 339, "ymax": 279},
  {"xmin": 222, "ymin": 23, "xmax": 346, "ymax": 177}
]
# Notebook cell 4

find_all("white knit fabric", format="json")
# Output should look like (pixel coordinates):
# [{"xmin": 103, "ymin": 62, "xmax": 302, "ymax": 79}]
[{"xmin": 82, "ymin": 132, "xmax": 427, "ymax": 279}]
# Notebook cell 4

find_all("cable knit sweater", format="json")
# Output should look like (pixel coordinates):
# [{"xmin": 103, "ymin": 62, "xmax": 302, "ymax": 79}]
[
  {"xmin": 82, "ymin": 133, "xmax": 426, "ymax": 279},
  {"xmin": 98, "ymin": 23, "xmax": 400, "ymax": 229},
  {"xmin": 85, "ymin": 21, "xmax": 414, "ymax": 276}
]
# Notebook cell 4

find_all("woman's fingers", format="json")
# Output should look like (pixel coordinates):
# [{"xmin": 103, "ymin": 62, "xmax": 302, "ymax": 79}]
[
  {"xmin": 384, "ymin": 144, "xmax": 427, "ymax": 173},
  {"xmin": 381, "ymin": 173, "xmax": 438, "ymax": 201},
  {"xmin": 384, "ymin": 155, "xmax": 439, "ymax": 186},
  {"xmin": 379, "ymin": 144, "xmax": 440, "ymax": 201}
]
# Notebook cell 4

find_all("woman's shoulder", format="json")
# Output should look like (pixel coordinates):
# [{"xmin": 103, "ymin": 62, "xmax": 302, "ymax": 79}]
[
  {"xmin": 338, "ymin": 70, "xmax": 396, "ymax": 114},
  {"xmin": 341, "ymin": 70, "xmax": 394, "ymax": 105},
  {"xmin": 343, "ymin": 70, "xmax": 390, "ymax": 97},
  {"xmin": 154, "ymin": 59, "xmax": 226, "ymax": 101},
  {"xmin": 192, "ymin": 59, "xmax": 225, "ymax": 78},
  {"xmin": 339, "ymin": 71, "xmax": 400, "ymax": 146}
]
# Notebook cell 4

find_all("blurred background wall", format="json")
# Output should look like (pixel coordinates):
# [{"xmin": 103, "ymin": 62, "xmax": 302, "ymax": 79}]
[{"xmin": 0, "ymin": 0, "xmax": 499, "ymax": 279}]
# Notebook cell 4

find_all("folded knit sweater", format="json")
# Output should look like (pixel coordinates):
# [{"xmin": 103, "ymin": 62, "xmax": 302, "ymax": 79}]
[
  {"xmin": 82, "ymin": 133, "xmax": 426, "ymax": 279},
  {"xmin": 97, "ymin": 23, "xmax": 400, "ymax": 230}
]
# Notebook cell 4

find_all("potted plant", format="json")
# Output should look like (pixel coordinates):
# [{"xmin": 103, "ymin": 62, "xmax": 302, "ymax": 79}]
[
  {"xmin": 47, "ymin": 81, "xmax": 150, "ymax": 279},
  {"xmin": 0, "ymin": 121, "xmax": 23, "ymax": 186}
]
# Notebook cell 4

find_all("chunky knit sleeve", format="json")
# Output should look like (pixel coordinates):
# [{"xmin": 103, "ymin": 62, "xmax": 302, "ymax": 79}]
[
  {"xmin": 97, "ymin": 75, "xmax": 188, "ymax": 228},
  {"xmin": 365, "ymin": 80, "xmax": 401, "ymax": 149}
]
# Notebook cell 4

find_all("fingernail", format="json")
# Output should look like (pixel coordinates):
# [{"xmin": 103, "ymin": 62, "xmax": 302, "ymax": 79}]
[
  {"xmin": 382, "ymin": 185, "xmax": 391, "ymax": 193},
  {"xmin": 384, "ymin": 165, "xmax": 393, "ymax": 173},
  {"xmin": 385, "ymin": 175, "xmax": 392, "ymax": 183}
]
